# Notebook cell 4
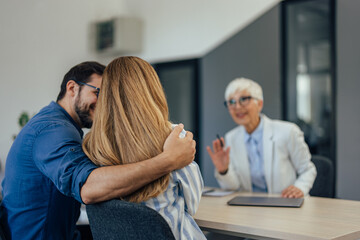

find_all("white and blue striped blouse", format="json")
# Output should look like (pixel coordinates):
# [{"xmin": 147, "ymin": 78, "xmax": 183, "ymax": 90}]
[{"xmin": 142, "ymin": 162, "xmax": 206, "ymax": 240}]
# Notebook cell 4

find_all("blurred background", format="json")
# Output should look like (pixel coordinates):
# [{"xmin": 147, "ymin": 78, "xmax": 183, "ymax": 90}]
[{"xmin": 1, "ymin": 0, "xmax": 359, "ymax": 200}]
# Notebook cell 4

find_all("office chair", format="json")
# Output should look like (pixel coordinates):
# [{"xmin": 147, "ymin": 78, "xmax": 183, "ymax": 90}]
[
  {"xmin": 309, "ymin": 155, "xmax": 334, "ymax": 198},
  {"xmin": 0, "ymin": 222, "xmax": 5, "ymax": 240},
  {"xmin": 86, "ymin": 199, "xmax": 175, "ymax": 240},
  {"xmin": 0, "ymin": 203, "xmax": 6, "ymax": 240}
]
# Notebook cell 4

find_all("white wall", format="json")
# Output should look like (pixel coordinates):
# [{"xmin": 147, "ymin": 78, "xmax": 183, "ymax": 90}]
[
  {"xmin": 126, "ymin": 0, "xmax": 280, "ymax": 63},
  {"xmin": 0, "ymin": 0, "xmax": 127, "ymax": 169},
  {"xmin": 0, "ymin": 0, "xmax": 279, "ymax": 169}
]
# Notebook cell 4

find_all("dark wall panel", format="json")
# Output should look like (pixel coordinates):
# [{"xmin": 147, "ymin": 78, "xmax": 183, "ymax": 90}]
[
  {"xmin": 336, "ymin": 0, "xmax": 360, "ymax": 200},
  {"xmin": 200, "ymin": 6, "xmax": 281, "ymax": 186}
]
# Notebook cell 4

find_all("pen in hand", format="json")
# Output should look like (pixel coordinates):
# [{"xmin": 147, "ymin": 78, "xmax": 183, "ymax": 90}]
[{"xmin": 216, "ymin": 134, "xmax": 224, "ymax": 148}]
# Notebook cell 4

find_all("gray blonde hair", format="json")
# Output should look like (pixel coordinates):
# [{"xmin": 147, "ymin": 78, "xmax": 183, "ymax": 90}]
[{"xmin": 224, "ymin": 78, "xmax": 263, "ymax": 101}]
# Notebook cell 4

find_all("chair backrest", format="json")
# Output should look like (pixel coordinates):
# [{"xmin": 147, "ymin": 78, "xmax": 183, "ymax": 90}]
[
  {"xmin": 309, "ymin": 155, "xmax": 334, "ymax": 198},
  {"xmin": 86, "ymin": 199, "xmax": 175, "ymax": 240},
  {"xmin": 0, "ymin": 203, "xmax": 7, "ymax": 240}
]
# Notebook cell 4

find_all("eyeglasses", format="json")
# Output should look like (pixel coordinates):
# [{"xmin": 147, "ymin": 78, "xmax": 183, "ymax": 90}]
[
  {"xmin": 75, "ymin": 81, "xmax": 100, "ymax": 98},
  {"xmin": 224, "ymin": 96, "xmax": 256, "ymax": 108}
]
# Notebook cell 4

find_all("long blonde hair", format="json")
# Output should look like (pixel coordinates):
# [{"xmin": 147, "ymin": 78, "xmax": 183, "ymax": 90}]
[{"xmin": 83, "ymin": 56, "xmax": 172, "ymax": 203}]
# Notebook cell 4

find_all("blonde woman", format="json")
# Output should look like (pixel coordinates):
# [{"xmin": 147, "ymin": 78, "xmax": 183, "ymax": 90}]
[{"xmin": 83, "ymin": 56, "xmax": 205, "ymax": 240}]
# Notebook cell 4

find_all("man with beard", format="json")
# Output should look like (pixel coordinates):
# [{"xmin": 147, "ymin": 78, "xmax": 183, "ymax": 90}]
[{"xmin": 0, "ymin": 61, "xmax": 196, "ymax": 240}]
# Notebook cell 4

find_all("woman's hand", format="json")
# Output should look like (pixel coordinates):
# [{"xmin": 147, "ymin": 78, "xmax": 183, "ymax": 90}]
[
  {"xmin": 206, "ymin": 137, "xmax": 230, "ymax": 174},
  {"xmin": 163, "ymin": 124, "xmax": 196, "ymax": 170},
  {"xmin": 281, "ymin": 185, "xmax": 304, "ymax": 198}
]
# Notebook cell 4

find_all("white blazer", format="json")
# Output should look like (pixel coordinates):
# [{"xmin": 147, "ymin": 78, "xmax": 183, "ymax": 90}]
[{"xmin": 215, "ymin": 115, "xmax": 317, "ymax": 195}]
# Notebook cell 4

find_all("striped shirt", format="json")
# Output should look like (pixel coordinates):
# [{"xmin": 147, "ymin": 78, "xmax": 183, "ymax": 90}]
[{"xmin": 143, "ymin": 162, "xmax": 206, "ymax": 240}]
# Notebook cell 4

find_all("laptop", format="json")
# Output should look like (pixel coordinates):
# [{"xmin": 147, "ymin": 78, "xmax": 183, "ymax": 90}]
[{"xmin": 227, "ymin": 196, "xmax": 304, "ymax": 208}]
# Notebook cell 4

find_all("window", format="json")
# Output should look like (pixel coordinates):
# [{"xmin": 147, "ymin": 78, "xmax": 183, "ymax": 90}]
[{"xmin": 282, "ymin": 0, "xmax": 336, "ymax": 187}]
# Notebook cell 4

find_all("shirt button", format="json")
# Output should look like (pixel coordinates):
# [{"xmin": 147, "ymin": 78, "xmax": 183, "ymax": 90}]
[{"xmin": 70, "ymin": 148, "xmax": 75, "ymax": 152}]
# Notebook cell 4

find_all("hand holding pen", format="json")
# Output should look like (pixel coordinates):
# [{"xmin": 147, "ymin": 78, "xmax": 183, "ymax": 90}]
[
  {"xmin": 216, "ymin": 134, "xmax": 224, "ymax": 148},
  {"xmin": 206, "ymin": 134, "xmax": 230, "ymax": 175}
]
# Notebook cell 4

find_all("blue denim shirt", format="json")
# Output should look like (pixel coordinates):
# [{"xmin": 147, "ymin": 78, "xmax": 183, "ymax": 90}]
[{"xmin": 1, "ymin": 101, "xmax": 97, "ymax": 240}]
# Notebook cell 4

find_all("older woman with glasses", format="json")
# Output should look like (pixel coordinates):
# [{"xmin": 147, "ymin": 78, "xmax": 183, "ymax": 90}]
[{"xmin": 206, "ymin": 78, "xmax": 317, "ymax": 198}]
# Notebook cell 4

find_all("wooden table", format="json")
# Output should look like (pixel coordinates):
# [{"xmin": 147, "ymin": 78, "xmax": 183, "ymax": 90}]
[{"xmin": 194, "ymin": 192, "xmax": 360, "ymax": 240}]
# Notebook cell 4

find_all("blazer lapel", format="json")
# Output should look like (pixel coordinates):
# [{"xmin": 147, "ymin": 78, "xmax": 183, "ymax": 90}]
[
  {"xmin": 262, "ymin": 115, "xmax": 274, "ymax": 193},
  {"xmin": 233, "ymin": 127, "xmax": 252, "ymax": 191}
]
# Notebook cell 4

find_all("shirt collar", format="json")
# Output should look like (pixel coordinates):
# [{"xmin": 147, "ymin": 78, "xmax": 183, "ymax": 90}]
[
  {"xmin": 244, "ymin": 115, "xmax": 264, "ymax": 143},
  {"xmin": 50, "ymin": 101, "xmax": 84, "ymax": 138}
]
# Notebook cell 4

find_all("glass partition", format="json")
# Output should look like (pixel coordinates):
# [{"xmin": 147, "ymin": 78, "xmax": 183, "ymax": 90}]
[
  {"xmin": 153, "ymin": 59, "xmax": 200, "ymax": 165},
  {"xmin": 283, "ymin": 0, "xmax": 335, "ymax": 168}
]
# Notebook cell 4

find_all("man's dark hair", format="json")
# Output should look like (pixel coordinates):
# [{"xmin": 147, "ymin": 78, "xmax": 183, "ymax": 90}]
[{"xmin": 56, "ymin": 61, "xmax": 106, "ymax": 101}]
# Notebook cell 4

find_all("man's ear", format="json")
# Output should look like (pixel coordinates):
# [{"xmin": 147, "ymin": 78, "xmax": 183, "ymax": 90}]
[{"xmin": 66, "ymin": 80, "xmax": 79, "ymax": 97}]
